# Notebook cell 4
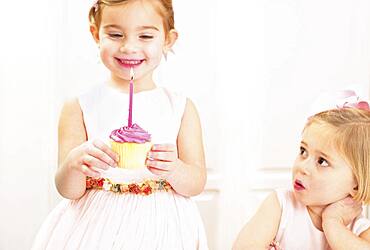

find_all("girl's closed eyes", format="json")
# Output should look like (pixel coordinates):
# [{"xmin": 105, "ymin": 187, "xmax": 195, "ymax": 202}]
[
  {"xmin": 105, "ymin": 33, "xmax": 155, "ymax": 40},
  {"xmin": 108, "ymin": 32, "xmax": 123, "ymax": 39},
  {"xmin": 139, "ymin": 34, "xmax": 154, "ymax": 40}
]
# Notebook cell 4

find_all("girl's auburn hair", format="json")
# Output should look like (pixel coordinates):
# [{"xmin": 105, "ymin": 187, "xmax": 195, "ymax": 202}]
[
  {"xmin": 88, "ymin": 0, "xmax": 175, "ymax": 34},
  {"xmin": 306, "ymin": 107, "xmax": 370, "ymax": 204}
]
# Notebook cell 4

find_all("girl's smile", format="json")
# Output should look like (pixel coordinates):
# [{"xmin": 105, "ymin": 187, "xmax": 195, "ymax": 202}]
[{"xmin": 115, "ymin": 58, "xmax": 145, "ymax": 68}]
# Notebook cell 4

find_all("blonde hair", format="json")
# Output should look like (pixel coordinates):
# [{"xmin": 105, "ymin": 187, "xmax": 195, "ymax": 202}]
[
  {"xmin": 305, "ymin": 108, "xmax": 370, "ymax": 204},
  {"xmin": 88, "ymin": 0, "xmax": 175, "ymax": 35}
]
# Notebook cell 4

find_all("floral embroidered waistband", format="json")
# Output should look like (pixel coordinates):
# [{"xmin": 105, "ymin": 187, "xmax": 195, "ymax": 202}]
[
  {"xmin": 86, "ymin": 177, "xmax": 172, "ymax": 195},
  {"xmin": 269, "ymin": 241, "xmax": 283, "ymax": 250}
]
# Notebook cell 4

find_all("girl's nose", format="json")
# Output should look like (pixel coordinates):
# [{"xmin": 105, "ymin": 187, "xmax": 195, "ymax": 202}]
[
  {"xmin": 120, "ymin": 40, "xmax": 138, "ymax": 53},
  {"xmin": 295, "ymin": 160, "xmax": 312, "ymax": 176}
]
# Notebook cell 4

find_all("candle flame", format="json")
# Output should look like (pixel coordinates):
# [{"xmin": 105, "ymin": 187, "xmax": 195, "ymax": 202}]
[{"xmin": 130, "ymin": 68, "xmax": 134, "ymax": 81}]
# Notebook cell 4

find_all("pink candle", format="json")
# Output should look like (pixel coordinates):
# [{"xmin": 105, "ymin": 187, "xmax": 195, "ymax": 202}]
[{"xmin": 128, "ymin": 68, "xmax": 134, "ymax": 127}]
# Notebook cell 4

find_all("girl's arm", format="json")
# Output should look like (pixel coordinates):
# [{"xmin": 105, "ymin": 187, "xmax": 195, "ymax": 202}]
[
  {"xmin": 55, "ymin": 99, "xmax": 118, "ymax": 199},
  {"xmin": 146, "ymin": 99, "xmax": 206, "ymax": 197},
  {"xmin": 233, "ymin": 191, "xmax": 282, "ymax": 250},
  {"xmin": 322, "ymin": 197, "xmax": 370, "ymax": 250},
  {"xmin": 168, "ymin": 98, "xmax": 206, "ymax": 196},
  {"xmin": 323, "ymin": 221, "xmax": 370, "ymax": 250}
]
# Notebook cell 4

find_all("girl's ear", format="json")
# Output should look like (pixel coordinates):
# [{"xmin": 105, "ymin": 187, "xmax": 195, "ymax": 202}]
[
  {"xmin": 349, "ymin": 185, "xmax": 358, "ymax": 197},
  {"xmin": 163, "ymin": 29, "xmax": 178, "ymax": 53},
  {"xmin": 90, "ymin": 25, "xmax": 100, "ymax": 44}
]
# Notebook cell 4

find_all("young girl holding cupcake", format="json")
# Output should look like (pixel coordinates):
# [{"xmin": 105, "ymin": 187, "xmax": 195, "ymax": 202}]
[
  {"xmin": 32, "ymin": 0, "xmax": 208, "ymax": 249},
  {"xmin": 233, "ymin": 91, "xmax": 370, "ymax": 250}
]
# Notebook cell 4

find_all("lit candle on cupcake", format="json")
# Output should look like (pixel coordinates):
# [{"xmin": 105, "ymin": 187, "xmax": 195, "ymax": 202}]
[
  {"xmin": 128, "ymin": 68, "xmax": 134, "ymax": 127},
  {"xmin": 110, "ymin": 68, "xmax": 152, "ymax": 169}
]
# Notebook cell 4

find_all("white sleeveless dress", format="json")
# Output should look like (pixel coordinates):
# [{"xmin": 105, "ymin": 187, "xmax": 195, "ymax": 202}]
[
  {"xmin": 272, "ymin": 189, "xmax": 370, "ymax": 250},
  {"xmin": 32, "ymin": 84, "xmax": 208, "ymax": 250}
]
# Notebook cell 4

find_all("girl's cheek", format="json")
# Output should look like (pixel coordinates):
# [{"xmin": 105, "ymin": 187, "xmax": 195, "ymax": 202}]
[
  {"xmin": 145, "ymin": 41, "xmax": 165, "ymax": 56},
  {"xmin": 100, "ymin": 49, "xmax": 113, "ymax": 63},
  {"xmin": 311, "ymin": 178, "xmax": 328, "ymax": 192},
  {"xmin": 101, "ymin": 39, "xmax": 115, "ymax": 48}
]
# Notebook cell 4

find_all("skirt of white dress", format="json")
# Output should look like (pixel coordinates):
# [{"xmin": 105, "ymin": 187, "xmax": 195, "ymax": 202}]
[{"xmin": 31, "ymin": 189, "xmax": 208, "ymax": 250}]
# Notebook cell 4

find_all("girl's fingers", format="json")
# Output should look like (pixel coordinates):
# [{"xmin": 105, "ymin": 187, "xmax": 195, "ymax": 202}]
[
  {"xmin": 147, "ymin": 166, "xmax": 168, "ymax": 176},
  {"xmin": 146, "ymin": 160, "xmax": 169, "ymax": 171},
  {"xmin": 81, "ymin": 164, "xmax": 100, "ymax": 178},
  {"xmin": 87, "ymin": 143, "xmax": 118, "ymax": 167},
  {"xmin": 82, "ymin": 155, "xmax": 110, "ymax": 170},
  {"xmin": 147, "ymin": 151, "xmax": 176, "ymax": 162},
  {"xmin": 151, "ymin": 144, "xmax": 176, "ymax": 152},
  {"xmin": 92, "ymin": 139, "xmax": 119, "ymax": 163}
]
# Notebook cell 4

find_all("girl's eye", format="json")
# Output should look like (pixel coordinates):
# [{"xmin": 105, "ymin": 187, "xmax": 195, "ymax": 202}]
[
  {"xmin": 317, "ymin": 157, "xmax": 329, "ymax": 167},
  {"xmin": 109, "ymin": 33, "xmax": 123, "ymax": 38},
  {"xmin": 299, "ymin": 146, "xmax": 307, "ymax": 157},
  {"xmin": 139, "ymin": 35, "xmax": 154, "ymax": 39}
]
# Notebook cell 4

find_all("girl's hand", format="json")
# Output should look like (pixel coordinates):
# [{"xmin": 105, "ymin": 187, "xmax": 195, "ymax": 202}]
[
  {"xmin": 146, "ymin": 144, "xmax": 180, "ymax": 178},
  {"xmin": 64, "ymin": 139, "xmax": 119, "ymax": 178},
  {"xmin": 322, "ymin": 196, "xmax": 363, "ymax": 226}
]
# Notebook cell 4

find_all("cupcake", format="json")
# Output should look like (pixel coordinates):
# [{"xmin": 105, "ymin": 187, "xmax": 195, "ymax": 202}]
[
  {"xmin": 110, "ymin": 123, "xmax": 152, "ymax": 169},
  {"xmin": 109, "ymin": 68, "xmax": 152, "ymax": 169}
]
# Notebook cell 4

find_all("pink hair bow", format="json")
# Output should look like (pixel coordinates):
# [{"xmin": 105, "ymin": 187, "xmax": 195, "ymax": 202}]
[
  {"xmin": 336, "ymin": 90, "xmax": 370, "ymax": 110},
  {"xmin": 92, "ymin": 0, "xmax": 99, "ymax": 11}
]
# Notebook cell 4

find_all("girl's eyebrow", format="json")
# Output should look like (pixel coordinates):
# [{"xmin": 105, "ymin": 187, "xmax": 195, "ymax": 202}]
[
  {"xmin": 301, "ymin": 140, "xmax": 332, "ymax": 161},
  {"xmin": 136, "ymin": 26, "xmax": 159, "ymax": 31},
  {"xmin": 318, "ymin": 151, "xmax": 331, "ymax": 161},
  {"xmin": 101, "ymin": 24, "xmax": 159, "ymax": 31},
  {"xmin": 102, "ymin": 24, "xmax": 123, "ymax": 30}
]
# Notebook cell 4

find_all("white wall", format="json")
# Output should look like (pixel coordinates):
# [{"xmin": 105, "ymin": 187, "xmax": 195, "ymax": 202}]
[
  {"xmin": 0, "ymin": 1, "xmax": 60, "ymax": 249},
  {"xmin": 216, "ymin": 1, "xmax": 370, "ymax": 248},
  {"xmin": 0, "ymin": 1, "xmax": 369, "ymax": 249}
]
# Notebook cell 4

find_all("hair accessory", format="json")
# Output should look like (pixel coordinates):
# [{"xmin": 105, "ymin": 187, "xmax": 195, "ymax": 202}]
[
  {"xmin": 336, "ymin": 90, "xmax": 370, "ymax": 110},
  {"xmin": 308, "ymin": 89, "xmax": 370, "ymax": 117},
  {"xmin": 92, "ymin": 0, "xmax": 99, "ymax": 12}
]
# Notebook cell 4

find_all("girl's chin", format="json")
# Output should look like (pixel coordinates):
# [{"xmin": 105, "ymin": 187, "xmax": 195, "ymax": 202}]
[
  {"xmin": 292, "ymin": 192, "xmax": 318, "ymax": 206},
  {"xmin": 296, "ymin": 198, "xmax": 331, "ymax": 208},
  {"xmin": 111, "ymin": 69, "xmax": 141, "ymax": 80}
]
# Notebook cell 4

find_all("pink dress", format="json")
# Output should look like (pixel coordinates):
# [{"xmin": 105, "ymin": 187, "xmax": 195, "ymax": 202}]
[
  {"xmin": 32, "ymin": 84, "xmax": 208, "ymax": 250},
  {"xmin": 273, "ymin": 189, "xmax": 370, "ymax": 250}
]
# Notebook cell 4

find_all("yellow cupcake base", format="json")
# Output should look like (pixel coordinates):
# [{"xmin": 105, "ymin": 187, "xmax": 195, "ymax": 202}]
[{"xmin": 111, "ymin": 141, "xmax": 152, "ymax": 169}]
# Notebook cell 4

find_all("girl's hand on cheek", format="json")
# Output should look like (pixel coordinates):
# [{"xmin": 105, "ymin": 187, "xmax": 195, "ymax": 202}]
[
  {"xmin": 146, "ymin": 144, "xmax": 180, "ymax": 178},
  {"xmin": 65, "ymin": 139, "xmax": 119, "ymax": 178},
  {"xmin": 322, "ymin": 196, "xmax": 363, "ymax": 226}
]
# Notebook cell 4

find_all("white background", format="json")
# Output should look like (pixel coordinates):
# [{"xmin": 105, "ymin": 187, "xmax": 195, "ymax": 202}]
[{"xmin": 0, "ymin": 0, "xmax": 370, "ymax": 249}]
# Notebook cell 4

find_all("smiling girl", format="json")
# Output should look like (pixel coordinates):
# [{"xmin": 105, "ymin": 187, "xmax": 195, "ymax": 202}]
[{"xmin": 32, "ymin": 1, "xmax": 208, "ymax": 249}]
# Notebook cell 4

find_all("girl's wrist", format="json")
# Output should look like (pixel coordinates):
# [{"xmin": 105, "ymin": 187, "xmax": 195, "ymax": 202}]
[
  {"xmin": 165, "ymin": 159, "xmax": 183, "ymax": 183},
  {"xmin": 322, "ymin": 217, "xmax": 344, "ymax": 232},
  {"xmin": 64, "ymin": 160, "xmax": 84, "ymax": 177}
]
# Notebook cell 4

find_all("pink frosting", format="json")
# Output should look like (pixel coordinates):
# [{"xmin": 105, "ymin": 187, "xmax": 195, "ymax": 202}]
[{"xmin": 110, "ymin": 123, "xmax": 151, "ymax": 143}]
